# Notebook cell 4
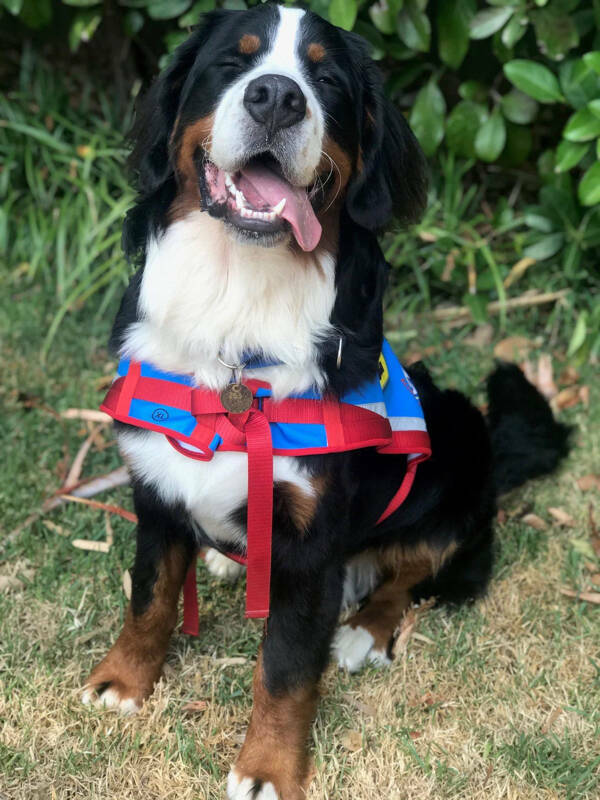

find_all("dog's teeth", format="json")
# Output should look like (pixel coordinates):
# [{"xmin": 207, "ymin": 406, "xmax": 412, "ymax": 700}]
[
  {"xmin": 272, "ymin": 198, "xmax": 286, "ymax": 216},
  {"xmin": 224, "ymin": 172, "xmax": 234, "ymax": 190},
  {"xmin": 235, "ymin": 190, "xmax": 247, "ymax": 209},
  {"xmin": 240, "ymin": 207, "xmax": 252, "ymax": 218}
]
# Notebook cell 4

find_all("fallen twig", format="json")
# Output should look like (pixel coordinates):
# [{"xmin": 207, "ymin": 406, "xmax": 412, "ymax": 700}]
[
  {"xmin": 61, "ymin": 408, "xmax": 112, "ymax": 423},
  {"xmin": 428, "ymin": 289, "xmax": 568, "ymax": 323},
  {"xmin": 56, "ymin": 494, "xmax": 137, "ymax": 524},
  {"xmin": 560, "ymin": 588, "xmax": 600, "ymax": 604},
  {"xmin": 63, "ymin": 428, "xmax": 97, "ymax": 489}
]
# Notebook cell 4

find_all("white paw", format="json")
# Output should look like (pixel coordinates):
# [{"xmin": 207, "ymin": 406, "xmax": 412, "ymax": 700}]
[
  {"xmin": 227, "ymin": 768, "xmax": 279, "ymax": 799},
  {"xmin": 204, "ymin": 548, "xmax": 245, "ymax": 583},
  {"xmin": 332, "ymin": 624, "xmax": 391, "ymax": 673},
  {"xmin": 81, "ymin": 686, "xmax": 141, "ymax": 715}
]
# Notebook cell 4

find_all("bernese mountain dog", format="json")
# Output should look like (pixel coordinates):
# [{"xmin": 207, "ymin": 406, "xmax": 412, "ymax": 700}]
[{"xmin": 82, "ymin": 4, "xmax": 570, "ymax": 798}]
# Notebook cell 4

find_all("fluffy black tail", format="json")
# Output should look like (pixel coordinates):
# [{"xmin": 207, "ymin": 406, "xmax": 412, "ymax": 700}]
[{"xmin": 487, "ymin": 362, "xmax": 571, "ymax": 496}]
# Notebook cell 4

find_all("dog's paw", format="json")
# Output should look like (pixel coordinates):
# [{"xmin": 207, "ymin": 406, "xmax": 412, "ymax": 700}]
[
  {"xmin": 227, "ymin": 768, "xmax": 279, "ymax": 799},
  {"xmin": 81, "ymin": 680, "xmax": 142, "ymax": 715},
  {"xmin": 204, "ymin": 548, "xmax": 245, "ymax": 583},
  {"xmin": 332, "ymin": 624, "xmax": 391, "ymax": 673}
]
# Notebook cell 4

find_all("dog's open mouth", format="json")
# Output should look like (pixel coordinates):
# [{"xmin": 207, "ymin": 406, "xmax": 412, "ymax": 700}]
[{"xmin": 203, "ymin": 154, "xmax": 323, "ymax": 251}]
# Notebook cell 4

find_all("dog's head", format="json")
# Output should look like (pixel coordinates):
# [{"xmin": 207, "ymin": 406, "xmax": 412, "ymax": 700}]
[{"xmin": 126, "ymin": 3, "xmax": 426, "ymax": 256}]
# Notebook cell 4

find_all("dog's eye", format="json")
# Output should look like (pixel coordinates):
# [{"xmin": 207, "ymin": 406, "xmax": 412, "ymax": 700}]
[
  {"xmin": 219, "ymin": 60, "xmax": 243, "ymax": 72},
  {"xmin": 317, "ymin": 75, "xmax": 336, "ymax": 87}
]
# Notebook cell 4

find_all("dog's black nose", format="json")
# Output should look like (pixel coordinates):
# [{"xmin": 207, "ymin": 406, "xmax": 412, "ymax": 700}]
[{"xmin": 243, "ymin": 74, "xmax": 306, "ymax": 132}]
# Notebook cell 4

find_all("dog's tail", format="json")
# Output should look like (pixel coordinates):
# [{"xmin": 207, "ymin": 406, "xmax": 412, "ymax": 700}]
[{"xmin": 486, "ymin": 362, "xmax": 571, "ymax": 496}]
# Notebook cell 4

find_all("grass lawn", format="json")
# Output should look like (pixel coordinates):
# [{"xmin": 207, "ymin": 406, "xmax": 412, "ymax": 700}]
[{"xmin": 1, "ymin": 281, "xmax": 599, "ymax": 799}]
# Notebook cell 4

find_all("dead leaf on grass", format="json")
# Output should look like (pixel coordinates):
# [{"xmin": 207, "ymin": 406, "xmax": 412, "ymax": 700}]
[
  {"xmin": 0, "ymin": 575, "xmax": 24, "ymax": 592},
  {"xmin": 503, "ymin": 257, "xmax": 536, "ymax": 289},
  {"xmin": 464, "ymin": 324, "xmax": 493, "ymax": 349},
  {"xmin": 579, "ymin": 385, "xmax": 590, "ymax": 408},
  {"xmin": 558, "ymin": 366, "xmax": 580, "ymax": 387},
  {"xmin": 577, "ymin": 475, "xmax": 600, "ymax": 492},
  {"xmin": 181, "ymin": 700, "xmax": 208, "ymax": 715},
  {"xmin": 541, "ymin": 707, "xmax": 563, "ymax": 734},
  {"xmin": 122, "ymin": 569, "xmax": 132, "ymax": 600},
  {"xmin": 589, "ymin": 574, "xmax": 600, "ymax": 587},
  {"xmin": 560, "ymin": 588, "xmax": 600, "ymax": 604},
  {"xmin": 536, "ymin": 354, "xmax": 558, "ymax": 400},
  {"xmin": 494, "ymin": 336, "xmax": 534, "ymax": 362},
  {"xmin": 61, "ymin": 408, "xmax": 112, "ymax": 423},
  {"xmin": 548, "ymin": 507, "xmax": 576, "ymax": 527},
  {"xmin": 342, "ymin": 730, "xmax": 363, "ymax": 752},
  {"xmin": 552, "ymin": 387, "xmax": 580, "ymax": 412},
  {"xmin": 72, "ymin": 539, "xmax": 110, "ymax": 553},
  {"xmin": 522, "ymin": 513, "xmax": 548, "ymax": 531},
  {"xmin": 392, "ymin": 597, "xmax": 435, "ymax": 656}
]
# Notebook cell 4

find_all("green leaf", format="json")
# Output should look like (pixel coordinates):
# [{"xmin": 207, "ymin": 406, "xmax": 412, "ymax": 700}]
[
  {"xmin": 409, "ymin": 81, "xmax": 445, "ymax": 156},
  {"xmin": 578, "ymin": 162, "xmax": 600, "ymax": 206},
  {"xmin": 69, "ymin": 9, "xmax": 101, "ymax": 51},
  {"xmin": 554, "ymin": 140, "xmax": 589, "ymax": 172},
  {"xmin": 583, "ymin": 51, "xmax": 600, "ymax": 74},
  {"xmin": 504, "ymin": 60, "xmax": 563, "ymax": 103},
  {"xmin": 397, "ymin": 0, "xmax": 431, "ymax": 52},
  {"xmin": 179, "ymin": 0, "xmax": 215, "ymax": 27},
  {"xmin": 563, "ymin": 107, "xmax": 600, "ymax": 142},
  {"xmin": 559, "ymin": 59, "xmax": 600, "ymax": 109},
  {"xmin": 523, "ymin": 233, "xmax": 565, "ymax": 260},
  {"xmin": 475, "ymin": 110, "xmax": 506, "ymax": 162},
  {"xmin": 123, "ymin": 9, "xmax": 144, "ymax": 35},
  {"xmin": 18, "ymin": 0, "xmax": 51, "ymax": 27},
  {"xmin": 463, "ymin": 293, "xmax": 488, "ymax": 324},
  {"xmin": 147, "ymin": 0, "xmax": 191, "ymax": 20},
  {"xmin": 524, "ymin": 213, "xmax": 554, "ymax": 232},
  {"xmin": 458, "ymin": 80, "xmax": 487, "ymax": 103},
  {"xmin": 437, "ymin": 0, "xmax": 474, "ymax": 69},
  {"xmin": 567, "ymin": 311, "xmax": 588, "ymax": 357},
  {"xmin": 329, "ymin": 0, "xmax": 357, "ymax": 30},
  {"xmin": 501, "ymin": 90, "xmax": 538, "ymax": 124},
  {"xmin": 446, "ymin": 101, "xmax": 487, "ymax": 158},
  {"xmin": 500, "ymin": 122, "xmax": 532, "ymax": 166},
  {"xmin": 368, "ymin": 0, "xmax": 397, "ymax": 35},
  {"xmin": 597, "ymin": 138, "xmax": 600, "ymax": 160},
  {"xmin": 62, "ymin": 0, "xmax": 100, "ymax": 5},
  {"xmin": 222, "ymin": 0, "xmax": 246, "ymax": 8},
  {"xmin": 2, "ymin": 0, "xmax": 22, "ymax": 11},
  {"xmin": 354, "ymin": 21, "xmax": 386, "ymax": 60},
  {"xmin": 588, "ymin": 99, "xmax": 600, "ymax": 119},
  {"xmin": 469, "ymin": 6, "xmax": 513, "ymax": 40},
  {"xmin": 531, "ymin": 8, "xmax": 579, "ymax": 60},
  {"xmin": 501, "ymin": 14, "xmax": 527, "ymax": 48}
]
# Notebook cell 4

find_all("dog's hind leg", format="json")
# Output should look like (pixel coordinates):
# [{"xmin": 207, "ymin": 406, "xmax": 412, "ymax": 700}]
[
  {"xmin": 333, "ymin": 541, "xmax": 456, "ymax": 672},
  {"xmin": 82, "ymin": 482, "xmax": 195, "ymax": 713}
]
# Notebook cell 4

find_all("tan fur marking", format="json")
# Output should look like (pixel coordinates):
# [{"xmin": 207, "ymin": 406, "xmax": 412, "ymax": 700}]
[
  {"xmin": 239, "ymin": 33, "xmax": 260, "ymax": 55},
  {"xmin": 235, "ymin": 650, "xmax": 317, "ymax": 799},
  {"xmin": 347, "ymin": 542, "xmax": 458, "ymax": 650},
  {"xmin": 175, "ymin": 114, "xmax": 215, "ymax": 188},
  {"xmin": 307, "ymin": 42, "xmax": 325, "ymax": 63},
  {"xmin": 84, "ymin": 544, "xmax": 190, "ymax": 706},
  {"xmin": 275, "ymin": 480, "xmax": 319, "ymax": 533}
]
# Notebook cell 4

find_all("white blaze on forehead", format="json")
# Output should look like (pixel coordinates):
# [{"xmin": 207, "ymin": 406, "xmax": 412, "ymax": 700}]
[
  {"xmin": 261, "ymin": 6, "xmax": 306, "ymax": 77},
  {"xmin": 209, "ymin": 5, "xmax": 324, "ymax": 186}
]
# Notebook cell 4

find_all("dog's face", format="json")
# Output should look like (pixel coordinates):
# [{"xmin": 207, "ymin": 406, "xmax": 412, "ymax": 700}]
[{"xmin": 127, "ymin": 4, "xmax": 427, "ymax": 256}]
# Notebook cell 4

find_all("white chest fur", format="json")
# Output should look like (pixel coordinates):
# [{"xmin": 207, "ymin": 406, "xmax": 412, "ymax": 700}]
[{"xmin": 118, "ymin": 212, "xmax": 336, "ymax": 544}]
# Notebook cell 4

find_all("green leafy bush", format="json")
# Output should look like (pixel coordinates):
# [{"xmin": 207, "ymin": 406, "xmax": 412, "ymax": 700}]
[{"xmin": 3, "ymin": 0, "xmax": 599, "ymax": 357}]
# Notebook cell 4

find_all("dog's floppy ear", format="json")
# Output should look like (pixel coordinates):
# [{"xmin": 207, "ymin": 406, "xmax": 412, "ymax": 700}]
[{"xmin": 345, "ymin": 36, "xmax": 428, "ymax": 231}]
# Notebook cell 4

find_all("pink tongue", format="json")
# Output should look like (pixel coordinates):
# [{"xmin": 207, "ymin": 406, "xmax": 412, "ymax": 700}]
[{"xmin": 237, "ymin": 165, "xmax": 322, "ymax": 252}]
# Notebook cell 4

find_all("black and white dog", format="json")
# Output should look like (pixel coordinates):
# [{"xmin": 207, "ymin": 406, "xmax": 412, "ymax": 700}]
[{"xmin": 82, "ymin": 5, "xmax": 569, "ymax": 798}]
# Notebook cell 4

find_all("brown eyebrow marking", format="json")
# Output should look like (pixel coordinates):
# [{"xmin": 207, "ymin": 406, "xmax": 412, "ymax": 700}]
[
  {"xmin": 307, "ymin": 42, "xmax": 325, "ymax": 62},
  {"xmin": 239, "ymin": 33, "xmax": 261, "ymax": 55}
]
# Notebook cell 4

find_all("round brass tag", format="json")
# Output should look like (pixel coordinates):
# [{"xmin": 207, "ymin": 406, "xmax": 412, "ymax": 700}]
[{"xmin": 220, "ymin": 383, "xmax": 253, "ymax": 413}]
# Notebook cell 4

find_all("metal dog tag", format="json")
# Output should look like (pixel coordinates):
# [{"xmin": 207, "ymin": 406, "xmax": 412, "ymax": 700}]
[{"xmin": 220, "ymin": 382, "xmax": 253, "ymax": 413}]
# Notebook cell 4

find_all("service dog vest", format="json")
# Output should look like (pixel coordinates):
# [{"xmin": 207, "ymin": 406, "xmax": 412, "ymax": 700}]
[{"xmin": 101, "ymin": 339, "xmax": 431, "ymax": 625}]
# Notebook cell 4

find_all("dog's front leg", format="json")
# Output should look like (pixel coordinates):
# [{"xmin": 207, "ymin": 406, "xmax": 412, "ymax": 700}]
[
  {"xmin": 82, "ymin": 482, "xmax": 195, "ymax": 713},
  {"xmin": 228, "ymin": 559, "xmax": 344, "ymax": 800}
]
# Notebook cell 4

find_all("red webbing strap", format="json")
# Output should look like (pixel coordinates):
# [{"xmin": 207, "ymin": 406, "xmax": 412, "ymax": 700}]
[
  {"xmin": 376, "ymin": 460, "xmax": 419, "ymax": 525},
  {"xmin": 244, "ymin": 409, "xmax": 274, "ymax": 618},
  {"xmin": 115, "ymin": 361, "xmax": 141, "ymax": 418},
  {"xmin": 321, "ymin": 398, "xmax": 345, "ymax": 449},
  {"xmin": 181, "ymin": 556, "xmax": 200, "ymax": 636}
]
